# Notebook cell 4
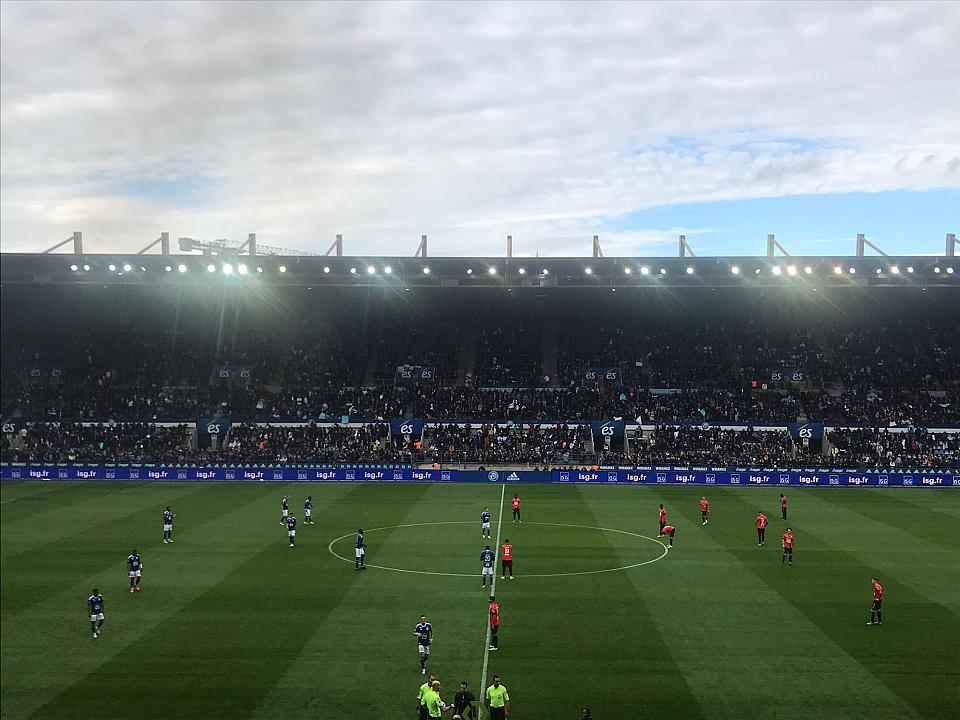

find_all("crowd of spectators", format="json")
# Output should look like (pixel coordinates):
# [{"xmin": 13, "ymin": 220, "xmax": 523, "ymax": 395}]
[
  {"xmin": 630, "ymin": 426, "xmax": 798, "ymax": 466},
  {"xmin": 472, "ymin": 323, "xmax": 541, "ymax": 386},
  {"xmin": 421, "ymin": 423, "xmax": 591, "ymax": 466},
  {"xmin": 825, "ymin": 427, "xmax": 959, "ymax": 469},
  {"xmin": 3, "ymin": 422, "xmax": 193, "ymax": 463}
]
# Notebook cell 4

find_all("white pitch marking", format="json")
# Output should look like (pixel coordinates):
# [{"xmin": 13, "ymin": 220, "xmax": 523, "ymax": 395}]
[
  {"xmin": 326, "ymin": 520, "xmax": 670, "ymax": 577},
  {"xmin": 0, "ymin": 499, "xmax": 17, "ymax": 504},
  {"xmin": 479, "ymin": 483, "xmax": 506, "ymax": 700}
]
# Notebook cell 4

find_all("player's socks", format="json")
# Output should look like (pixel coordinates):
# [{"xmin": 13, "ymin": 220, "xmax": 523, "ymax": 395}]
[{"xmin": 876, "ymin": 612, "xmax": 881, "ymax": 624}]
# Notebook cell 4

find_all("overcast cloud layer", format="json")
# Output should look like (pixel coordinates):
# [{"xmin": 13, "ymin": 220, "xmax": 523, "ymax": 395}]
[{"xmin": 1, "ymin": 0, "xmax": 958, "ymax": 256}]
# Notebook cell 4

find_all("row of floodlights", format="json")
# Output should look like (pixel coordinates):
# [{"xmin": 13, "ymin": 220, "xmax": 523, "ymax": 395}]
[{"xmin": 68, "ymin": 263, "xmax": 956, "ymax": 277}]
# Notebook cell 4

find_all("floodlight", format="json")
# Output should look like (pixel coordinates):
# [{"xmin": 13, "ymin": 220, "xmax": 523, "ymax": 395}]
[
  {"xmin": 139, "ymin": 266, "xmax": 146, "ymax": 272},
  {"xmin": 517, "ymin": 268, "xmax": 526, "ymax": 275},
  {"xmin": 730, "ymin": 266, "xmax": 740, "ymax": 275},
  {"xmin": 890, "ymin": 266, "xmax": 899, "ymax": 274},
  {"xmin": 834, "ymin": 266, "xmax": 843, "ymax": 275},
  {"xmin": 804, "ymin": 266, "xmax": 813, "ymax": 275},
  {"xmin": 488, "ymin": 267, "xmax": 496, "ymax": 275},
  {"xmin": 108, "ymin": 264, "xmax": 117, "ymax": 272},
  {"xmin": 848, "ymin": 267, "xmax": 856, "ymax": 274},
  {"xmin": 640, "ymin": 266, "xmax": 650, "ymax": 275},
  {"xmin": 906, "ymin": 266, "xmax": 914, "ymax": 273},
  {"xmin": 222, "ymin": 263, "xmax": 233, "ymax": 275},
  {"xmin": 772, "ymin": 266, "xmax": 782, "ymax": 276},
  {"xmin": 754, "ymin": 268, "xmax": 761, "ymax": 275},
  {"xmin": 323, "ymin": 266, "xmax": 331, "ymax": 273},
  {"xmin": 422, "ymin": 267, "xmax": 431, "ymax": 274},
  {"xmin": 384, "ymin": 266, "xmax": 392, "ymax": 274},
  {"xmin": 256, "ymin": 267, "xmax": 264, "ymax": 273},
  {"xmin": 585, "ymin": 267, "xmax": 593, "ymax": 275},
  {"xmin": 786, "ymin": 265, "xmax": 797, "ymax": 276},
  {"xmin": 624, "ymin": 267, "xmax": 632, "ymax": 275},
  {"xmin": 367, "ymin": 266, "xmax": 376, "ymax": 275},
  {"xmin": 350, "ymin": 267, "xmax": 357, "ymax": 274},
  {"xmin": 237, "ymin": 264, "xmax": 248, "ymax": 275},
  {"xmin": 542, "ymin": 269, "xmax": 549, "ymax": 275},
  {"xmin": 164, "ymin": 265, "xmax": 173, "ymax": 272},
  {"xmin": 177, "ymin": 264, "xmax": 187, "ymax": 273},
  {"xmin": 123, "ymin": 264, "xmax": 132, "ymax": 272},
  {"xmin": 466, "ymin": 268, "xmax": 473, "ymax": 275},
  {"xmin": 686, "ymin": 267, "xmax": 694, "ymax": 275},
  {"xmin": 660, "ymin": 268, "xmax": 667, "ymax": 275},
  {"xmin": 948, "ymin": 267, "xmax": 955, "ymax": 274},
  {"xmin": 70, "ymin": 264, "xmax": 78, "ymax": 271},
  {"xmin": 876, "ymin": 268, "xmax": 883, "ymax": 275},
  {"xmin": 82, "ymin": 264, "xmax": 91, "ymax": 272},
  {"xmin": 934, "ymin": 266, "xmax": 941, "ymax": 273},
  {"xmin": 279, "ymin": 265, "xmax": 287, "ymax": 273},
  {"xmin": 207, "ymin": 264, "xmax": 216, "ymax": 273}
]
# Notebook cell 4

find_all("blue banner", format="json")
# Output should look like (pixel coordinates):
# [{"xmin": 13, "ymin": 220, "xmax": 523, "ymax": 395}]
[
  {"xmin": 4, "ymin": 464, "xmax": 955, "ymax": 486},
  {"xmin": 591, "ymin": 419, "xmax": 625, "ymax": 444},
  {"xmin": 583, "ymin": 367, "xmax": 620, "ymax": 382},
  {"xmin": 198, "ymin": 419, "xmax": 231, "ymax": 436},
  {"xmin": 390, "ymin": 419, "xmax": 425, "ymax": 438},
  {"xmin": 788, "ymin": 422, "xmax": 824, "ymax": 441}
]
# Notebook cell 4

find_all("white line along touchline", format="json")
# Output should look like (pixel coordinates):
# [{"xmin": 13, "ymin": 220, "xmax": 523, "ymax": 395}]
[{"xmin": 479, "ymin": 483, "xmax": 506, "ymax": 699}]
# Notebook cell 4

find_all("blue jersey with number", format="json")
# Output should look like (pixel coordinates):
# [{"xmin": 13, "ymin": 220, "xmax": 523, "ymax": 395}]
[
  {"xmin": 415, "ymin": 622, "xmax": 432, "ymax": 646},
  {"xmin": 282, "ymin": 498, "xmax": 289, "ymax": 510},
  {"xmin": 127, "ymin": 553, "xmax": 141, "ymax": 571},
  {"xmin": 163, "ymin": 510, "xmax": 174, "ymax": 525},
  {"xmin": 286, "ymin": 516, "xmax": 297, "ymax": 531},
  {"xmin": 356, "ymin": 532, "xmax": 364, "ymax": 549},
  {"xmin": 304, "ymin": 499, "xmax": 312, "ymax": 510},
  {"xmin": 481, "ymin": 511, "xmax": 491, "ymax": 524},
  {"xmin": 88, "ymin": 594, "xmax": 104, "ymax": 613},
  {"xmin": 481, "ymin": 549, "xmax": 494, "ymax": 568}
]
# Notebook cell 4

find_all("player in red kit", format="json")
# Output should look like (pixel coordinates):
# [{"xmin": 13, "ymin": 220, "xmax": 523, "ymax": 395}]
[
  {"xmin": 781, "ymin": 528, "xmax": 794, "ymax": 565},
  {"xmin": 699, "ymin": 497, "xmax": 709, "ymax": 525},
  {"xmin": 867, "ymin": 578, "xmax": 884, "ymax": 625},
  {"xmin": 500, "ymin": 540, "xmax": 513, "ymax": 579},
  {"xmin": 756, "ymin": 511, "xmax": 768, "ymax": 545},
  {"xmin": 511, "ymin": 494, "xmax": 521, "ymax": 522},
  {"xmin": 661, "ymin": 524, "xmax": 676, "ymax": 547},
  {"xmin": 488, "ymin": 596, "xmax": 500, "ymax": 650},
  {"xmin": 658, "ymin": 504, "xmax": 667, "ymax": 535},
  {"xmin": 780, "ymin": 493, "xmax": 788, "ymax": 520}
]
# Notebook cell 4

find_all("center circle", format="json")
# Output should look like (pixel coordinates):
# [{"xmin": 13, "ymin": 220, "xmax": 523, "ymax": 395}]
[{"xmin": 327, "ymin": 521, "xmax": 669, "ymax": 578}]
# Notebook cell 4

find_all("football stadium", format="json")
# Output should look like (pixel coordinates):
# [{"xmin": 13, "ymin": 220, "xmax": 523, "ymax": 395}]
[{"xmin": 2, "ymin": 2, "xmax": 959, "ymax": 720}]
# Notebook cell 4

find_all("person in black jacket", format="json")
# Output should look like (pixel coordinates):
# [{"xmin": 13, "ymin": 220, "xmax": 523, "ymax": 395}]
[{"xmin": 453, "ymin": 680, "xmax": 476, "ymax": 719}]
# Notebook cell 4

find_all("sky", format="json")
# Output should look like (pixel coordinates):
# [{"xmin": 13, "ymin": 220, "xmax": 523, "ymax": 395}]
[{"xmin": 1, "ymin": 0, "xmax": 958, "ymax": 257}]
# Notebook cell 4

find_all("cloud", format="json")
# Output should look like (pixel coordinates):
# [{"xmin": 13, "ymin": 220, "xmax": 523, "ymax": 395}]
[{"xmin": 1, "ymin": 0, "xmax": 958, "ymax": 255}]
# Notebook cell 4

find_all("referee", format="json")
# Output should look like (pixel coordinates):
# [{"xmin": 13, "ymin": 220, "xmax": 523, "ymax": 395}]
[{"xmin": 485, "ymin": 675, "xmax": 510, "ymax": 720}]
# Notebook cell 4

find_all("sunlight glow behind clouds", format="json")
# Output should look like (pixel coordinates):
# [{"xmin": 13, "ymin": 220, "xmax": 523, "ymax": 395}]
[{"xmin": 1, "ymin": 1, "xmax": 957, "ymax": 255}]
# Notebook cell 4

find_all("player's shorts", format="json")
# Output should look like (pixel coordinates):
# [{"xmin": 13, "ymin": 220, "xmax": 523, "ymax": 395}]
[
  {"xmin": 163, "ymin": 524, "xmax": 172, "ymax": 531},
  {"xmin": 872, "ymin": 599, "xmax": 882, "ymax": 611},
  {"xmin": 305, "ymin": 509, "xmax": 312, "ymax": 517},
  {"xmin": 784, "ymin": 547, "xmax": 793, "ymax": 554},
  {"xmin": 282, "ymin": 509, "xmax": 289, "ymax": 516},
  {"xmin": 482, "ymin": 567, "xmax": 494, "ymax": 576},
  {"xmin": 355, "ymin": 547, "xmax": 365, "ymax": 558},
  {"xmin": 418, "ymin": 644, "xmax": 430, "ymax": 655},
  {"xmin": 288, "ymin": 530, "xmax": 296, "ymax": 537},
  {"xmin": 701, "ymin": 511, "xmax": 708, "ymax": 517},
  {"xmin": 90, "ymin": 612, "xmax": 104, "ymax": 621},
  {"xmin": 128, "ymin": 570, "xmax": 141, "ymax": 578},
  {"xmin": 502, "ymin": 559, "xmax": 513, "ymax": 571},
  {"xmin": 482, "ymin": 522, "xmax": 491, "ymax": 529}
]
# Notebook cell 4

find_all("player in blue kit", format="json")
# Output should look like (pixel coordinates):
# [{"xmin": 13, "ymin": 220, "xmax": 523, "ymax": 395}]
[
  {"xmin": 481, "ymin": 545, "xmax": 495, "ymax": 588},
  {"xmin": 355, "ymin": 528, "xmax": 366, "ymax": 570},
  {"xmin": 286, "ymin": 513, "xmax": 297, "ymax": 547},
  {"xmin": 280, "ymin": 496, "xmax": 289, "ymax": 525},
  {"xmin": 304, "ymin": 496, "xmax": 314, "ymax": 524},
  {"xmin": 162, "ymin": 506, "xmax": 175, "ymax": 543},
  {"xmin": 414, "ymin": 615, "xmax": 433, "ymax": 674},
  {"xmin": 88, "ymin": 589, "xmax": 105, "ymax": 638},
  {"xmin": 481, "ymin": 507, "xmax": 492, "ymax": 538},
  {"xmin": 127, "ymin": 550, "xmax": 142, "ymax": 593}
]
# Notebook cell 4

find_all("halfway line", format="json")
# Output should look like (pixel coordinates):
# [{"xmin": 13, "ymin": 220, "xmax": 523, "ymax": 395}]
[{"xmin": 479, "ymin": 483, "xmax": 506, "ymax": 700}]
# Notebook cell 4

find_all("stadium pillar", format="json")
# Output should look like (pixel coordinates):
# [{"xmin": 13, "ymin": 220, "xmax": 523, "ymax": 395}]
[
  {"xmin": 593, "ymin": 235, "xmax": 603, "ymax": 258},
  {"xmin": 507, "ymin": 235, "xmax": 513, "ymax": 258},
  {"xmin": 947, "ymin": 233, "xmax": 957, "ymax": 257},
  {"xmin": 247, "ymin": 233, "xmax": 257, "ymax": 255}
]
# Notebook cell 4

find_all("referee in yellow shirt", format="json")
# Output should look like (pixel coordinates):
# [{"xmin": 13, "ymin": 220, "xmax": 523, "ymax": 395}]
[{"xmin": 485, "ymin": 675, "xmax": 510, "ymax": 720}]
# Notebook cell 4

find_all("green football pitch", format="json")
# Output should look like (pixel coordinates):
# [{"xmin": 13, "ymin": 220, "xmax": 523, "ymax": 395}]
[{"xmin": 1, "ymin": 481, "xmax": 958, "ymax": 720}]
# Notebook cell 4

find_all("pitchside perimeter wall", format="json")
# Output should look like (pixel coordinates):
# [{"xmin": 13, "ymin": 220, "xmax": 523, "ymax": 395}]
[{"xmin": 2, "ymin": 464, "xmax": 957, "ymax": 486}]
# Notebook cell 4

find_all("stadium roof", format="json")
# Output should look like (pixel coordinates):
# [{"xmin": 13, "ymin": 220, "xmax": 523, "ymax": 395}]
[{"xmin": 1, "ymin": 252, "xmax": 957, "ymax": 288}]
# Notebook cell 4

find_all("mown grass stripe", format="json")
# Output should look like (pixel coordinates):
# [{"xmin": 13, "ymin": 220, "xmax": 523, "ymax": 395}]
[
  {"xmin": 702, "ymin": 487, "xmax": 959, "ymax": 720},
  {"xmin": 26, "ymin": 483, "xmax": 374, "ymax": 720},
  {"xmin": 2, "ymin": 483, "xmax": 329, "ymax": 720}
]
